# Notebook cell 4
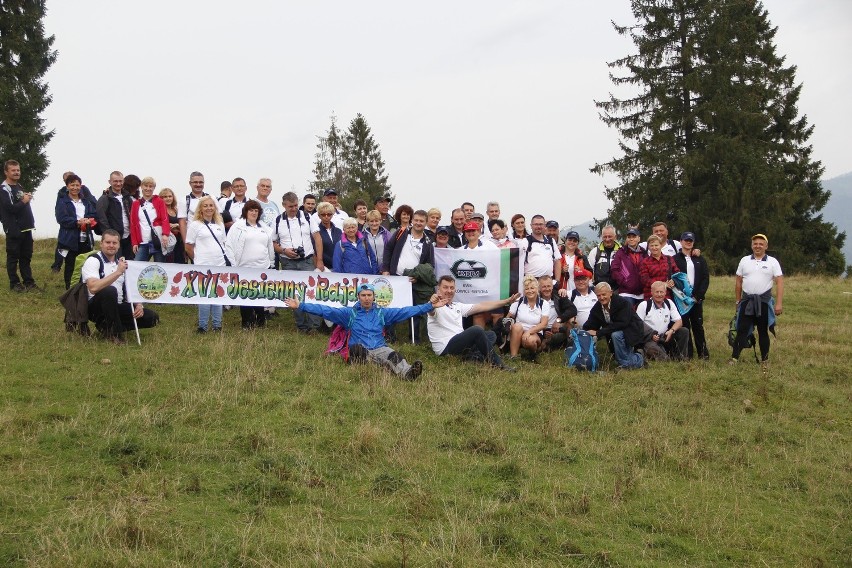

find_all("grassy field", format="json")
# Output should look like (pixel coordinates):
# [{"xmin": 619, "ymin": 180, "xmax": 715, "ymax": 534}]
[{"xmin": 0, "ymin": 239, "xmax": 850, "ymax": 566}]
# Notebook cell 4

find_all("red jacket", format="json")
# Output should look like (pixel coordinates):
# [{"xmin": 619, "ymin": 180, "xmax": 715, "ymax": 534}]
[
  {"xmin": 130, "ymin": 196, "xmax": 170, "ymax": 246},
  {"xmin": 639, "ymin": 254, "xmax": 679, "ymax": 299}
]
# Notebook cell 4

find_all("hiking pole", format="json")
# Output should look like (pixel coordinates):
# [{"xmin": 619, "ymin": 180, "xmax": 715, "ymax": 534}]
[{"xmin": 410, "ymin": 318, "xmax": 415, "ymax": 345}]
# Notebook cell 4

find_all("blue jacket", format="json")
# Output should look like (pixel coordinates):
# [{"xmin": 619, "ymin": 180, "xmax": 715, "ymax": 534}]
[
  {"xmin": 332, "ymin": 235, "xmax": 379, "ymax": 274},
  {"xmin": 55, "ymin": 194, "xmax": 97, "ymax": 251},
  {"xmin": 300, "ymin": 301, "xmax": 432, "ymax": 350}
]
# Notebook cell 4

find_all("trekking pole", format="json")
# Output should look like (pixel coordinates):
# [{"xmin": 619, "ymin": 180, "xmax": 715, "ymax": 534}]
[{"xmin": 410, "ymin": 318, "xmax": 415, "ymax": 345}]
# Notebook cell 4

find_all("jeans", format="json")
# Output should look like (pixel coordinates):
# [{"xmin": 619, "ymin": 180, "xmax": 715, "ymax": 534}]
[
  {"xmin": 134, "ymin": 242, "xmax": 166, "ymax": 263},
  {"xmin": 198, "ymin": 304, "xmax": 223, "ymax": 330},
  {"xmin": 608, "ymin": 330, "xmax": 643, "ymax": 369},
  {"xmin": 281, "ymin": 255, "xmax": 321, "ymax": 331},
  {"xmin": 441, "ymin": 326, "xmax": 503, "ymax": 367}
]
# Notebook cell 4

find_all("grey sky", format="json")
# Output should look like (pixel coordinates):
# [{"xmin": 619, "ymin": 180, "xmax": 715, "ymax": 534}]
[{"xmin": 27, "ymin": 0, "xmax": 852, "ymax": 237}]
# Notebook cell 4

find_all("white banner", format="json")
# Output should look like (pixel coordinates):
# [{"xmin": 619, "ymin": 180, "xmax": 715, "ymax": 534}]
[
  {"xmin": 433, "ymin": 247, "xmax": 521, "ymax": 304},
  {"xmin": 125, "ymin": 261, "xmax": 413, "ymax": 308}
]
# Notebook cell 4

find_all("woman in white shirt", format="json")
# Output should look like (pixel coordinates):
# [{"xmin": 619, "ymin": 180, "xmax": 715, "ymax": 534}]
[
  {"xmin": 226, "ymin": 200, "xmax": 274, "ymax": 329},
  {"xmin": 507, "ymin": 275, "xmax": 549, "ymax": 359},
  {"xmin": 185, "ymin": 196, "xmax": 227, "ymax": 333}
]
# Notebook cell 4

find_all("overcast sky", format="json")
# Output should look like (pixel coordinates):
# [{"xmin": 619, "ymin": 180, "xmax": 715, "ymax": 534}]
[{"xmin": 26, "ymin": 0, "xmax": 852, "ymax": 237}]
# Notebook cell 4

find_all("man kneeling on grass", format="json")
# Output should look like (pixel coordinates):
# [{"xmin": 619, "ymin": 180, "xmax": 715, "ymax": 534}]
[
  {"xmin": 284, "ymin": 283, "xmax": 447, "ymax": 381},
  {"xmin": 427, "ymin": 275, "xmax": 519, "ymax": 371}
]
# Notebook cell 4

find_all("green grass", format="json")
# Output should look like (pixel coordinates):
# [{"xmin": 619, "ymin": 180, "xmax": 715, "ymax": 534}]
[{"xmin": 0, "ymin": 239, "xmax": 850, "ymax": 566}]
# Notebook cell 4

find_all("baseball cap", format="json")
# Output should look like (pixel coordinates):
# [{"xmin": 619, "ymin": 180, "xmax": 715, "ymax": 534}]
[
  {"xmin": 565, "ymin": 230, "xmax": 580, "ymax": 241},
  {"xmin": 435, "ymin": 225, "xmax": 450, "ymax": 235},
  {"xmin": 324, "ymin": 189, "xmax": 338, "ymax": 196},
  {"xmin": 471, "ymin": 212, "xmax": 485, "ymax": 221},
  {"xmin": 751, "ymin": 233, "xmax": 768, "ymax": 242},
  {"xmin": 463, "ymin": 221, "xmax": 480, "ymax": 232},
  {"xmin": 626, "ymin": 227, "xmax": 640, "ymax": 237},
  {"xmin": 358, "ymin": 283, "xmax": 375, "ymax": 293},
  {"xmin": 546, "ymin": 220, "xmax": 559, "ymax": 229},
  {"xmin": 574, "ymin": 268, "xmax": 592, "ymax": 280},
  {"xmin": 680, "ymin": 231, "xmax": 696, "ymax": 241},
  {"xmin": 373, "ymin": 195, "xmax": 390, "ymax": 204}
]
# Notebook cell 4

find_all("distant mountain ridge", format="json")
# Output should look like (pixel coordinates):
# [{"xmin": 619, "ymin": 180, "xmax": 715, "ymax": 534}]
[{"xmin": 822, "ymin": 171, "xmax": 852, "ymax": 271}]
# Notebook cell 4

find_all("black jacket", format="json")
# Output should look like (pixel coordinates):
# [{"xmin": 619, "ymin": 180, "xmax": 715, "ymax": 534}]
[
  {"xmin": 545, "ymin": 294, "xmax": 578, "ymax": 322},
  {"xmin": 583, "ymin": 293, "xmax": 645, "ymax": 348},
  {"xmin": 384, "ymin": 229, "xmax": 434, "ymax": 274},
  {"xmin": 673, "ymin": 252, "xmax": 710, "ymax": 301},
  {"xmin": 0, "ymin": 183, "xmax": 35, "ymax": 234},
  {"xmin": 96, "ymin": 190, "xmax": 133, "ymax": 234}
]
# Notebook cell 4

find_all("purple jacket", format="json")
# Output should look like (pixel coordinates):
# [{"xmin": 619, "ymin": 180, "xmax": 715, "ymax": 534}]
[{"xmin": 611, "ymin": 245, "xmax": 647, "ymax": 295}]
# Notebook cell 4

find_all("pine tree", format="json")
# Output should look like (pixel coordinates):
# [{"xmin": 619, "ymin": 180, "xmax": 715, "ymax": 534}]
[
  {"xmin": 342, "ymin": 113, "xmax": 392, "ymax": 212},
  {"xmin": 592, "ymin": 0, "xmax": 845, "ymax": 273},
  {"xmin": 0, "ymin": 0, "xmax": 57, "ymax": 192},
  {"xmin": 310, "ymin": 113, "xmax": 349, "ymax": 197}
]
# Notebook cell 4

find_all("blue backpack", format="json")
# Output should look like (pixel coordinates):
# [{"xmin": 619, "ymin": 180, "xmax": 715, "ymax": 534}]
[{"xmin": 564, "ymin": 328, "xmax": 598, "ymax": 371}]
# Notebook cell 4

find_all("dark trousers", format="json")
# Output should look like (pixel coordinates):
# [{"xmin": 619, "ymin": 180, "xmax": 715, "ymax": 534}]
[
  {"xmin": 240, "ymin": 306, "xmax": 266, "ymax": 329},
  {"xmin": 441, "ymin": 326, "xmax": 503, "ymax": 366},
  {"xmin": 119, "ymin": 237, "xmax": 134, "ymax": 261},
  {"xmin": 64, "ymin": 241, "xmax": 93, "ymax": 289},
  {"xmin": 5, "ymin": 231, "xmax": 34, "ymax": 288},
  {"xmin": 732, "ymin": 302, "xmax": 771, "ymax": 361},
  {"xmin": 681, "ymin": 301, "xmax": 709, "ymax": 358},
  {"xmin": 89, "ymin": 286, "xmax": 159, "ymax": 337}
]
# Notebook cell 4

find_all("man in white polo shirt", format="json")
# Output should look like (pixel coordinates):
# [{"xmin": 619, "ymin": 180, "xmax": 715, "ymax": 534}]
[
  {"xmin": 520, "ymin": 214, "xmax": 560, "ymax": 282},
  {"xmin": 428, "ymin": 275, "xmax": 519, "ymax": 371},
  {"xmin": 730, "ymin": 233, "xmax": 783, "ymax": 365},
  {"xmin": 636, "ymin": 280, "xmax": 690, "ymax": 360}
]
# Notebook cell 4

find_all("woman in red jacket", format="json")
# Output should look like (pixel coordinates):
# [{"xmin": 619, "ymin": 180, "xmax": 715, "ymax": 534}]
[
  {"xmin": 130, "ymin": 176, "xmax": 170, "ymax": 262},
  {"xmin": 639, "ymin": 234, "xmax": 679, "ymax": 300}
]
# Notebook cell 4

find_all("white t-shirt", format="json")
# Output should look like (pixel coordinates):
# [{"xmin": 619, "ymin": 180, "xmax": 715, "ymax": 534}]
[
  {"xmin": 520, "ymin": 235, "xmax": 559, "ymax": 277},
  {"xmin": 81, "ymin": 253, "xmax": 123, "ymax": 302},
  {"xmin": 737, "ymin": 255, "xmax": 782, "ymax": 295},
  {"xmin": 137, "ymin": 199, "xmax": 159, "ymax": 243},
  {"xmin": 636, "ymin": 298, "xmax": 681, "ymax": 334},
  {"xmin": 427, "ymin": 301, "xmax": 474, "ymax": 354},
  {"xmin": 227, "ymin": 222, "xmax": 273, "ymax": 268},
  {"xmin": 71, "ymin": 198, "xmax": 86, "ymax": 242},
  {"xmin": 572, "ymin": 290, "xmax": 597, "ymax": 328},
  {"xmin": 114, "ymin": 193, "xmax": 130, "ymax": 238},
  {"xmin": 276, "ymin": 213, "xmax": 315, "ymax": 256},
  {"xmin": 463, "ymin": 239, "xmax": 498, "ymax": 250},
  {"xmin": 257, "ymin": 199, "xmax": 279, "ymax": 227},
  {"xmin": 511, "ymin": 299, "xmax": 545, "ymax": 332},
  {"xmin": 683, "ymin": 254, "xmax": 695, "ymax": 288},
  {"xmin": 185, "ymin": 220, "xmax": 227, "ymax": 266},
  {"xmin": 396, "ymin": 234, "xmax": 424, "ymax": 275}
]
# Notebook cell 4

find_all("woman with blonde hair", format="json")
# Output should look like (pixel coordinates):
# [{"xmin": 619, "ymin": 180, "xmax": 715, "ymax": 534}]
[
  {"xmin": 185, "ymin": 196, "xmax": 227, "ymax": 332},
  {"xmin": 129, "ymin": 176, "xmax": 170, "ymax": 262},
  {"xmin": 506, "ymin": 274, "xmax": 548, "ymax": 360}
]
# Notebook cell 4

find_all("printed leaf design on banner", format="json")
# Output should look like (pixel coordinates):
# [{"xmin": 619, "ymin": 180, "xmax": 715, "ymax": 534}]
[
  {"xmin": 172, "ymin": 272, "xmax": 183, "ymax": 284},
  {"xmin": 308, "ymin": 275, "xmax": 316, "ymax": 287},
  {"xmin": 217, "ymin": 286, "xmax": 225, "ymax": 298},
  {"xmin": 169, "ymin": 286, "xmax": 180, "ymax": 297},
  {"xmin": 306, "ymin": 289, "xmax": 315, "ymax": 299},
  {"xmin": 220, "ymin": 273, "xmax": 229, "ymax": 283}
]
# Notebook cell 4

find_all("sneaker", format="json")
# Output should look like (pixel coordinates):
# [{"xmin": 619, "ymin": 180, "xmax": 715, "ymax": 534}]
[
  {"xmin": 24, "ymin": 283, "xmax": 43, "ymax": 292},
  {"xmin": 498, "ymin": 364, "xmax": 517, "ymax": 373},
  {"xmin": 197, "ymin": 327, "xmax": 208, "ymax": 334},
  {"xmin": 403, "ymin": 360, "xmax": 423, "ymax": 381},
  {"xmin": 212, "ymin": 327, "xmax": 222, "ymax": 332},
  {"xmin": 11, "ymin": 283, "xmax": 25, "ymax": 293},
  {"xmin": 728, "ymin": 358, "xmax": 738, "ymax": 365},
  {"xmin": 760, "ymin": 360, "xmax": 769, "ymax": 377},
  {"xmin": 348, "ymin": 344, "xmax": 368, "ymax": 364},
  {"xmin": 51, "ymin": 265, "xmax": 61, "ymax": 273}
]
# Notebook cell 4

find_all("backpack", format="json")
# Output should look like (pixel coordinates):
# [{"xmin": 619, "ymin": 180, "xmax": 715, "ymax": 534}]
[
  {"xmin": 71, "ymin": 250, "xmax": 104, "ymax": 284},
  {"xmin": 564, "ymin": 328, "xmax": 598, "ymax": 371},
  {"xmin": 324, "ymin": 308, "xmax": 386, "ymax": 361},
  {"xmin": 592, "ymin": 242, "xmax": 620, "ymax": 283},
  {"xmin": 728, "ymin": 311, "xmax": 759, "ymax": 363},
  {"xmin": 523, "ymin": 235, "xmax": 556, "ymax": 265}
]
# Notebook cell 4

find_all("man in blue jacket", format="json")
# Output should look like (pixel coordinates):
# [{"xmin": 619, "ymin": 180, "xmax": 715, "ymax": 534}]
[{"xmin": 284, "ymin": 283, "xmax": 448, "ymax": 381}]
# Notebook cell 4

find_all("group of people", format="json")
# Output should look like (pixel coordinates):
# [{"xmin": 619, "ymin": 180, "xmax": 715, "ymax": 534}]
[{"xmin": 1, "ymin": 161, "xmax": 784, "ymax": 375}]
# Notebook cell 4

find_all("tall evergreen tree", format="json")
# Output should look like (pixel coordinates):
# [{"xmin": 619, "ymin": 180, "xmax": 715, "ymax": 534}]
[
  {"xmin": 0, "ymin": 0, "xmax": 56, "ymax": 192},
  {"xmin": 310, "ymin": 113, "xmax": 349, "ymax": 198},
  {"xmin": 592, "ymin": 0, "xmax": 845, "ymax": 274},
  {"xmin": 342, "ymin": 113, "xmax": 392, "ymax": 212}
]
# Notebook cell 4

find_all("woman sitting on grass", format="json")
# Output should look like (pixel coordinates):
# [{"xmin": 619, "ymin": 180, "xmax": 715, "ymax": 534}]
[{"xmin": 506, "ymin": 274, "xmax": 549, "ymax": 361}]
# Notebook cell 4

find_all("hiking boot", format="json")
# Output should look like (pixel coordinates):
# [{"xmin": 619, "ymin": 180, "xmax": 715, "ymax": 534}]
[
  {"xmin": 403, "ymin": 360, "xmax": 423, "ymax": 381},
  {"xmin": 24, "ymin": 283, "xmax": 43, "ymax": 292},
  {"xmin": 760, "ymin": 360, "xmax": 769, "ymax": 377},
  {"xmin": 349, "ymin": 344, "xmax": 368, "ymax": 364},
  {"xmin": 65, "ymin": 322, "xmax": 76, "ymax": 333},
  {"xmin": 78, "ymin": 323, "xmax": 91, "ymax": 337},
  {"xmin": 11, "ymin": 283, "xmax": 25, "ymax": 293},
  {"xmin": 197, "ymin": 327, "xmax": 208, "ymax": 334},
  {"xmin": 109, "ymin": 335, "xmax": 127, "ymax": 345}
]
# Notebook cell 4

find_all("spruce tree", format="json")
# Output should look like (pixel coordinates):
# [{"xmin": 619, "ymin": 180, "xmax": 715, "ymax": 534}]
[
  {"xmin": 0, "ymin": 0, "xmax": 56, "ymax": 192},
  {"xmin": 310, "ymin": 113, "xmax": 349, "ymax": 198},
  {"xmin": 592, "ymin": 0, "xmax": 845, "ymax": 273},
  {"xmin": 342, "ymin": 113, "xmax": 392, "ymax": 212}
]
